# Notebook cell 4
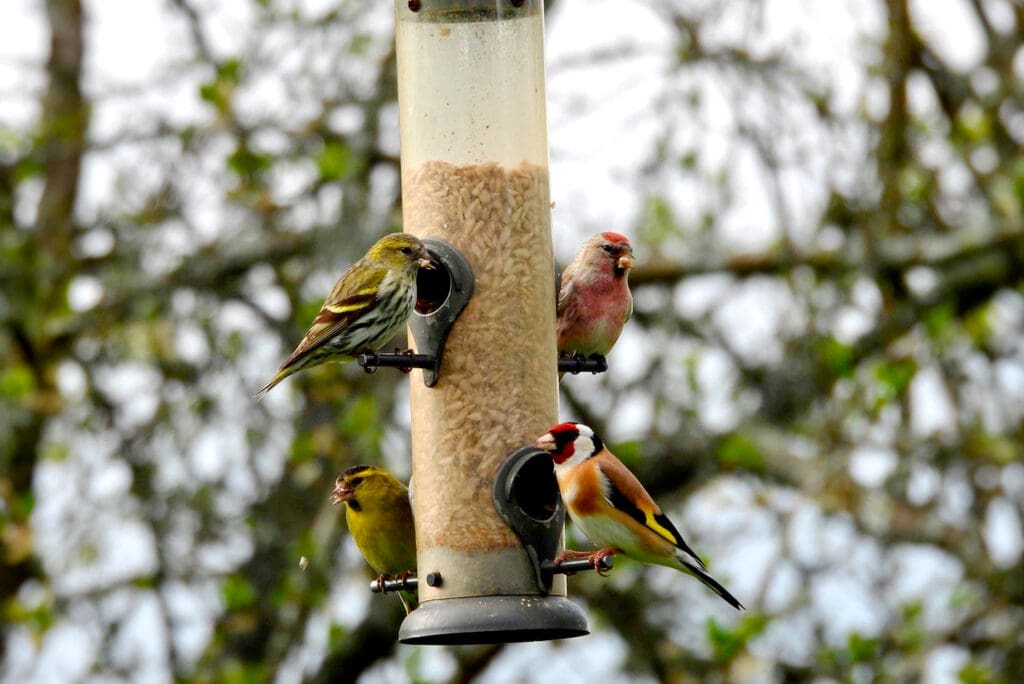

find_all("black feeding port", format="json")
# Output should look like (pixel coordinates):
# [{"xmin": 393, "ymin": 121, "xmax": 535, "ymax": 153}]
[
  {"xmin": 407, "ymin": 238, "xmax": 474, "ymax": 387},
  {"xmin": 493, "ymin": 447, "xmax": 566, "ymax": 593},
  {"xmin": 415, "ymin": 251, "xmax": 452, "ymax": 315},
  {"xmin": 507, "ymin": 451, "xmax": 560, "ymax": 522}
]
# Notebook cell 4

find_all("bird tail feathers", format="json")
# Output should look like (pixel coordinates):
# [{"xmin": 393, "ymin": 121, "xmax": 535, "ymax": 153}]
[
  {"xmin": 253, "ymin": 367, "xmax": 290, "ymax": 401},
  {"xmin": 675, "ymin": 551, "xmax": 745, "ymax": 610}
]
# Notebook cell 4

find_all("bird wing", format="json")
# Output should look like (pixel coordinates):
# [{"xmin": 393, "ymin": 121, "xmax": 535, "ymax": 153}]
[
  {"xmin": 556, "ymin": 261, "xmax": 580, "ymax": 316},
  {"xmin": 596, "ymin": 452, "xmax": 707, "ymax": 570},
  {"xmin": 277, "ymin": 264, "xmax": 386, "ymax": 369}
]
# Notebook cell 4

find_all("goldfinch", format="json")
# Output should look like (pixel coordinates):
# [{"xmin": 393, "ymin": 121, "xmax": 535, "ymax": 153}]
[
  {"xmin": 556, "ymin": 232, "xmax": 634, "ymax": 360},
  {"xmin": 255, "ymin": 233, "xmax": 433, "ymax": 399},
  {"xmin": 330, "ymin": 465, "xmax": 418, "ymax": 613},
  {"xmin": 535, "ymin": 422, "xmax": 744, "ymax": 610}
]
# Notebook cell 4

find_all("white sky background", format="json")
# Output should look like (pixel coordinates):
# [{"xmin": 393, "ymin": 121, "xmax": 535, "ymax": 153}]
[{"xmin": 2, "ymin": 0, "xmax": 1022, "ymax": 682}]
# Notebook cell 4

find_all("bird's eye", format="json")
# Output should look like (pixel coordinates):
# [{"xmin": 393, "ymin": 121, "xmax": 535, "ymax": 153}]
[
  {"xmin": 350, "ymin": 477, "xmax": 364, "ymax": 486},
  {"xmin": 601, "ymin": 244, "xmax": 614, "ymax": 252},
  {"xmin": 400, "ymin": 246, "xmax": 414, "ymax": 255}
]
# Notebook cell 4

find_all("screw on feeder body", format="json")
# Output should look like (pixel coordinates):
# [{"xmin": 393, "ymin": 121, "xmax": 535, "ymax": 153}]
[{"xmin": 425, "ymin": 572, "xmax": 443, "ymax": 587}]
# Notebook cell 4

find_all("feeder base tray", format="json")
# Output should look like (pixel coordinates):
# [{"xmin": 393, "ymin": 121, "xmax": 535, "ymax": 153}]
[{"xmin": 398, "ymin": 594, "xmax": 588, "ymax": 645}]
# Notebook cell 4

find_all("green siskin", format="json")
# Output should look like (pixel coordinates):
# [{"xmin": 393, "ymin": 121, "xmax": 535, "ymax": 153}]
[
  {"xmin": 330, "ymin": 465, "xmax": 418, "ymax": 614},
  {"xmin": 255, "ymin": 233, "xmax": 432, "ymax": 399}
]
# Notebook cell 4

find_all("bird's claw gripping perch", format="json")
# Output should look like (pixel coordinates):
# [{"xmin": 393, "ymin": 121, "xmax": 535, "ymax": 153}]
[
  {"xmin": 395, "ymin": 569, "xmax": 416, "ymax": 589},
  {"xmin": 396, "ymin": 348, "xmax": 414, "ymax": 374},
  {"xmin": 361, "ymin": 351, "xmax": 380, "ymax": 374},
  {"xmin": 357, "ymin": 350, "xmax": 435, "ymax": 374},
  {"xmin": 370, "ymin": 571, "xmax": 419, "ymax": 594},
  {"xmin": 590, "ymin": 549, "xmax": 619, "ymax": 576},
  {"xmin": 542, "ymin": 551, "xmax": 615, "ymax": 577}
]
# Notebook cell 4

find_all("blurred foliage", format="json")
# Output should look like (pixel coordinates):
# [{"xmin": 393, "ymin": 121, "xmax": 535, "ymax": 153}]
[{"xmin": 2, "ymin": 0, "xmax": 1023, "ymax": 682}]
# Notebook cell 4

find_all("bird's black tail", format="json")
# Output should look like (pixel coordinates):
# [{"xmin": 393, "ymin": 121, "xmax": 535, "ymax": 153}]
[{"xmin": 677, "ymin": 553, "xmax": 745, "ymax": 610}]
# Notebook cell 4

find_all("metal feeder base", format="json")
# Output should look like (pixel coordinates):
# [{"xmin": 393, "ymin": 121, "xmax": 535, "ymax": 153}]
[{"xmin": 398, "ymin": 594, "xmax": 588, "ymax": 645}]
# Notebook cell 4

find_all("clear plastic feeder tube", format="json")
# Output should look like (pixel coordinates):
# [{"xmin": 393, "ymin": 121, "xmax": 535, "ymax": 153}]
[{"xmin": 396, "ymin": 0, "xmax": 563, "ymax": 605}]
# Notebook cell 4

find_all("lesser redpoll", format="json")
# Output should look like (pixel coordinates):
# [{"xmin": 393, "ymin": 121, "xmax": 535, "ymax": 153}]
[{"xmin": 556, "ymin": 232, "xmax": 634, "ymax": 359}]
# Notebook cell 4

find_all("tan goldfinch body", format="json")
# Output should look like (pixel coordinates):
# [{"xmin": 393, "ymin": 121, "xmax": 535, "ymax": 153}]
[
  {"xmin": 536, "ymin": 422, "xmax": 744, "ymax": 610},
  {"xmin": 330, "ymin": 465, "xmax": 417, "ymax": 613}
]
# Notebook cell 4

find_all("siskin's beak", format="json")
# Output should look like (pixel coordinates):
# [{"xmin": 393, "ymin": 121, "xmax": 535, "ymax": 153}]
[
  {"xmin": 418, "ymin": 248, "xmax": 435, "ymax": 270},
  {"xmin": 534, "ymin": 433, "xmax": 557, "ymax": 452},
  {"xmin": 330, "ymin": 477, "xmax": 353, "ymax": 505},
  {"xmin": 616, "ymin": 253, "xmax": 635, "ymax": 270}
]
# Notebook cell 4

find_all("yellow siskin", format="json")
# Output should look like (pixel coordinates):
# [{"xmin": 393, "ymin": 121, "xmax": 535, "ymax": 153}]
[
  {"xmin": 255, "ymin": 233, "xmax": 432, "ymax": 399},
  {"xmin": 330, "ymin": 465, "xmax": 418, "ymax": 613}
]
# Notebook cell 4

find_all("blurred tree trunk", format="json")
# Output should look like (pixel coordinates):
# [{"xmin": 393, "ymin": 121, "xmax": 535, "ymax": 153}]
[{"xmin": 0, "ymin": 0, "xmax": 86, "ymax": 653}]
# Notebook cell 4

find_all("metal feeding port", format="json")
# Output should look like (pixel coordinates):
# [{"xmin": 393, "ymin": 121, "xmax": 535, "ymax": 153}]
[
  {"xmin": 494, "ymin": 446, "xmax": 614, "ymax": 589},
  {"xmin": 408, "ymin": 238, "xmax": 473, "ymax": 387}
]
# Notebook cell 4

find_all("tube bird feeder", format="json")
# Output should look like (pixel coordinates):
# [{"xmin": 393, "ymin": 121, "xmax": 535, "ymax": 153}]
[{"xmin": 395, "ymin": 0, "xmax": 587, "ymax": 643}]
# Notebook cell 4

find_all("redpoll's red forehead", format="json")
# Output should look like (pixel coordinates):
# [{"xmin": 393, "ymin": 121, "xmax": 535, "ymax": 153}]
[{"xmin": 599, "ymin": 232, "xmax": 630, "ymax": 246}]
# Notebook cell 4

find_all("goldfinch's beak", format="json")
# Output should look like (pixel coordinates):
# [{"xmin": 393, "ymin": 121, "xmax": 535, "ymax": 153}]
[
  {"xmin": 617, "ymin": 253, "xmax": 635, "ymax": 270},
  {"xmin": 330, "ymin": 478, "xmax": 353, "ymax": 505},
  {"xmin": 534, "ymin": 433, "xmax": 556, "ymax": 452}
]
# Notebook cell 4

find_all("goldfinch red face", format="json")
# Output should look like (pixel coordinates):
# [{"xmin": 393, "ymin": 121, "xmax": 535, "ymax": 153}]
[{"xmin": 535, "ymin": 422, "xmax": 603, "ymax": 468}]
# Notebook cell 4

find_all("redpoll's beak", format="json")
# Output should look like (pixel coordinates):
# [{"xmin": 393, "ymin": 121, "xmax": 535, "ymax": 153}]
[
  {"xmin": 534, "ymin": 433, "xmax": 556, "ymax": 452},
  {"xmin": 330, "ymin": 478, "xmax": 353, "ymax": 505},
  {"xmin": 617, "ymin": 253, "xmax": 635, "ymax": 270}
]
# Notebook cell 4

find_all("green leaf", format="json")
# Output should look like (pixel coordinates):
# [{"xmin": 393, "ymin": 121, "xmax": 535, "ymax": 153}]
[
  {"xmin": 610, "ymin": 439, "xmax": 643, "ymax": 467},
  {"xmin": 0, "ymin": 364, "xmax": 35, "ymax": 399},
  {"xmin": 874, "ymin": 358, "xmax": 917, "ymax": 399},
  {"xmin": 814, "ymin": 337, "xmax": 855, "ymax": 378},
  {"xmin": 959, "ymin": 660, "xmax": 997, "ymax": 684},
  {"xmin": 707, "ymin": 614, "xmax": 769, "ymax": 662},
  {"xmin": 228, "ymin": 146, "xmax": 272, "ymax": 181},
  {"xmin": 221, "ymin": 574, "xmax": 258, "ymax": 610},
  {"xmin": 718, "ymin": 433, "xmax": 762, "ymax": 469},
  {"xmin": 317, "ymin": 141, "xmax": 356, "ymax": 182},
  {"xmin": 641, "ymin": 195, "xmax": 677, "ymax": 246},
  {"xmin": 923, "ymin": 302, "xmax": 955, "ymax": 340},
  {"xmin": 217, "ymin": 58, "xmax": 242, "ymax": 84},
  {"xmin": 341, "ymin": 394, "xmax": 383, "ymax": 454},
  {"xmin": 847, "ymin": 632, "xmax": 879, "ymax": 662},
  {"xmin": 199, "ymin": 59, "xmax": 243, "ymax": 113}
]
